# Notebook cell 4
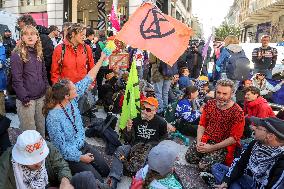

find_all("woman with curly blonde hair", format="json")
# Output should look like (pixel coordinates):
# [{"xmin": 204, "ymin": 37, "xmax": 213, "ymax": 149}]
[{"xmin": 10, "ymin": 25, "xmax": 49, "ymax": 136}]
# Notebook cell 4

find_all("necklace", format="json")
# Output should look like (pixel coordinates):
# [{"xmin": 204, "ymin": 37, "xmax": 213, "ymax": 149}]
[{"xmin": 59, "ymin": 102, "xmax": 78, "ymax": 134}]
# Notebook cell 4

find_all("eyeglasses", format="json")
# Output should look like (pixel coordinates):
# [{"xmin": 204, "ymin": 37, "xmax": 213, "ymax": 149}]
[
  {"xmin": 257, "ymin": 74, "xmax": 265, "ymax": 76},
  {"xmin": 141, "ymin": 107, "xmax": 154, "ymax": 112}
]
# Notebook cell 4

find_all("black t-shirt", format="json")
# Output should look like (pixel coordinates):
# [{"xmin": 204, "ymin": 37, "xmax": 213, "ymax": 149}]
[{"xmin": 132, "ymin": 115, "xmax": 167, "ymax": 145}]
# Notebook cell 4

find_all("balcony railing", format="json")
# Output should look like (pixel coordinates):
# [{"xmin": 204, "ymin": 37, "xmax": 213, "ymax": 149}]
[{"xmin": 248, "ymin": 0, "xmax": 281, "ymax": 14}]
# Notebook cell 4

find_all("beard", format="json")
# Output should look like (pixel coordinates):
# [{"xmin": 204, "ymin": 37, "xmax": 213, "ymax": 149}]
[{"xmin": 216, "ymin": 98, "xmax": 231, "ymax": 109}]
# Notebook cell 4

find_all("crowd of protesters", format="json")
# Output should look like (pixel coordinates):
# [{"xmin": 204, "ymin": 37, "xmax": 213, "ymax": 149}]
[{"xmin": 0, "ymin": 14, "xmax": 283, "ymax": 189}]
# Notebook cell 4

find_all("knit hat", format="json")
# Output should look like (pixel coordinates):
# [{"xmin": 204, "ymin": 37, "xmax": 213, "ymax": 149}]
[
  {"xmin": 250, "ymin": 117, "xmax": 284, "ymax": 140},
  {"xmin": 148, "ymin": 140, "xmax": 180, "ymax": 176},
  {"xmin": 12, "ymin": 130, "xmax": 49, "ymax": 165}
]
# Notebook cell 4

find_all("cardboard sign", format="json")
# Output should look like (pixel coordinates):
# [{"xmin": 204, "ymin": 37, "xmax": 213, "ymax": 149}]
[{"xmin": 109, "ymin": 53, "xmax": 130, "ymax": 69}]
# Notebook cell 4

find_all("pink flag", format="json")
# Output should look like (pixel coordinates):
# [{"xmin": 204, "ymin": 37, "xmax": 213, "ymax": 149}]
[{"xmin": 110, "ymin": 5, "xmax": 120, "ymax": 31}]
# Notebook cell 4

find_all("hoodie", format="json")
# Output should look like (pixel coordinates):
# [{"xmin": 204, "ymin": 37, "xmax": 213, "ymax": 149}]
[
  {"xmin": 244, "ymin": 96, "xmax": 275, "ymax": 118},
  {"xmin": 216, "ymin": 44, "xmax": 243, "ymax": 73}
]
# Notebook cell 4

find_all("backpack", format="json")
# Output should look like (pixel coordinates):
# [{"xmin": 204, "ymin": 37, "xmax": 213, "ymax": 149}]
[
  {"xmin": 58, "ymin": 43, "xmax": 90, "ymax": 75},
  {"xmin": 225, "ymin": 50, "xmax": 250, "ymax": 81},
  {"xmin": 159, "ymin": 61, "xmax": 178, "ymax": 77}
]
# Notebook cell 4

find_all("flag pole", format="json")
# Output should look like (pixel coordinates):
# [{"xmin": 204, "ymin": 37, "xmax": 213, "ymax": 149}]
[{"xmin": 199, "ymin": 34, "xmax": 212, "ymax": 77}]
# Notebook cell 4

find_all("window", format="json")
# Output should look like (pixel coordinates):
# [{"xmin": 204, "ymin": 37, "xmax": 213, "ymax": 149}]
[
  {"xmin": 19, "ymin": 0, "xmax": 46, "ymax": 6},
  {"xmin": 0, "ymin": 0, "xmax": 3, "ymax": 8}
]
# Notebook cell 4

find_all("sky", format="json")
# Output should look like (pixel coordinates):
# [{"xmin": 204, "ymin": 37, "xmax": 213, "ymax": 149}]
[{"xmin": 192, "ymin": 0, "xmax": 234, "ymax": 38}]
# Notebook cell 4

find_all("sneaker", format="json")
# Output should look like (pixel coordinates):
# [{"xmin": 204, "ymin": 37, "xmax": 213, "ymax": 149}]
[{"xmin": 200, "ymin": 172, "xmax": 215, "ymax": 187}]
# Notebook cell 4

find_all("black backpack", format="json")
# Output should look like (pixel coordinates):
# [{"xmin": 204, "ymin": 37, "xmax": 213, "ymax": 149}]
[{"xmin": 226, "ymin": 50, "xmax": 250, "ymax": 81}]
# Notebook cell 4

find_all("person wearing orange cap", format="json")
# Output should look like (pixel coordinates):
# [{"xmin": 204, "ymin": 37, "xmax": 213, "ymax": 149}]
[{"xmin": 102, "ymin": 97, "xmax": 168, "ymax": 189}]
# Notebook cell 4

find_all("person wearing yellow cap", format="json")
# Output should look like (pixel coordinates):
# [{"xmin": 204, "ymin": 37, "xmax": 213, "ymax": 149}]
[{"xmin": 102, "ymin": 97, "xmax": 168, "ymax": 189}]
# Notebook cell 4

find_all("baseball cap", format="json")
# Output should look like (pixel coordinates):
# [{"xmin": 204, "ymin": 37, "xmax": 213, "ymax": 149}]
[
  {"xmin": 250, "ymin": 117, "xmax": 284, "ymax": 140},
  {"xmin": 148, "ymin": 140, "xmax": 180, "ymax": 176},
  {"xmin": 142, "ymin": 97, "xmax": 159, "ymax": 108},
  {"xmin": 12, "ymin": 130, "xmax": 49, "ymax": 165}
]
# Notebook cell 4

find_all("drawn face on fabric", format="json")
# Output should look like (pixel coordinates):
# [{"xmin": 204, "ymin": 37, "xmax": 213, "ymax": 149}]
[{"xmin": 141, "ymin": 102, "xmax": 156, "ymax": 121}]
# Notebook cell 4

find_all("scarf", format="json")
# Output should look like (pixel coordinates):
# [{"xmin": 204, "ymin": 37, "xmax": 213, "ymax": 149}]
[
  {"xmin": 247, "ymin": 142, "xmax": 284, "ymax": 188},
  {"xmin": 12, "ymin": 158, "xmax": 49, "ymax": 189}
]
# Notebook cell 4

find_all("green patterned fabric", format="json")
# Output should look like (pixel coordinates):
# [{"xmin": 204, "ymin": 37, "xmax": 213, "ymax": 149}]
[{"xmin": 149, "ymin": 174, "xmax": 182, "ymax": 189}]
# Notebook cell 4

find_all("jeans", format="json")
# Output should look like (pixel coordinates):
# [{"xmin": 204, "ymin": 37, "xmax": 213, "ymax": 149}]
[
  {"xmin": 67, "ymin": 143, "xmax": 110, "ymax": 182},
  {"xmin": 254, "ymin": 68, "xmax": 272, "ymax": 79},
  {"xmin": 109, "ymin": 145, "xmax": 131, "ymax": 181},
  {"xmin": 153, "ymin": 79, "xmax": 171, "ymax": 113},
  {"xmin": 212, "ymin": 163, "xmax": 255, "ymax": 189},
  {"xmin": 137, "ymin": 66, "xmax": 143, "ymax": 80}
]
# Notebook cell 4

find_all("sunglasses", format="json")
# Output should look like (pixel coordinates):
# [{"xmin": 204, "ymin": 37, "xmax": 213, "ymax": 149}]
[
  {"xmin": 141, "ymin": 106, "xmax": 154, "ymax": 112},
  {"xmin": 257, "ymin": 73, "xmax": 265, "ymax": 76}
]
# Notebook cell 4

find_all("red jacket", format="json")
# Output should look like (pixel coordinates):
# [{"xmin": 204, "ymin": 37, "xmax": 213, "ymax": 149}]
[
  {"xmin": 51, "ymin": 40, "xmax": 95, "ymax": 84},
  {"xmin": 244, "ymin": 97, "xmax": 275, "ymax": 118}
]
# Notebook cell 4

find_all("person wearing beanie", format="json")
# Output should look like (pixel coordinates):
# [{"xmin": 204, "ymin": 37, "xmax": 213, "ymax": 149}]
[
  {"xmin": 214, "ymin": 117, "xmax": 284, "ymax": 189},
  {"xmin": 0, "ymin": 130, "xmax": 106, "ymax": 189},
  {"xmin": 134, "ymin": 140, "xmax": 183, "ymax": 188}
]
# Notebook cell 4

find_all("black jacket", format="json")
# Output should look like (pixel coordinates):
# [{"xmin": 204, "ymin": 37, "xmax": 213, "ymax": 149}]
[
  {"xmin": 36, "ymin": 25, "xmax": 54, "ymax": 84},
  {"xmin": 2, "ymin": 36, "xmax": 16, "ymax": 58},
  {"xmin": 223, "ymin": 140, "xmax": 284, "ymax": 189}
]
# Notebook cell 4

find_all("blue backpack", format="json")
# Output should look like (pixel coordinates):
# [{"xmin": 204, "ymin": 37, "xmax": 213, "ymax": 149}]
[
  {"xmin": 159, "ymin": 61, "xmax": 178, "ymax": 77},
  {"xmin": 226, "ymin": 50, "xmax": 250, "ymax": 81}
]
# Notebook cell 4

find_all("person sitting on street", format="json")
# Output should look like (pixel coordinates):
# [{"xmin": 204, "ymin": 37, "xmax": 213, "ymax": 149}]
[
  {"xmin": 168, "ymin": 74, "xmax": 184, "ymax": 104},
  {"xmin": 252, "ymin": 71, "xmax": 284, "ymax": 102},
  {"xmin": 178, "ymin": 67, "xmax": 193, "ymax": 90},
  {"xmin": 185, "ymin": 79, "xmax": 245, "ymax": 175},
  {"xmin": 104, "ymin": 97, "xmax": 168, "ymax": 189},
  {"xmin": 236, "ymin": 79, "xmax": 253, "ymax": 108},
  {"xmin": 194, "ymin": 76, "xmax": 214, "ymax": 105},
  {"xmin": 244, "ymin": 86, "xmax": 275, "ymax": 119},
  {"xmin": 214, "ymin": 117, "xmax": 284, "ymax": 189},
  {"xmin": 44, "ymin": 53, "xmax": 110, "ymax": 181},
  {"xmin": 134, "ymin": 140, "xmax": 183, "ymax": 189},
  {"xmin": 175, "ymin": 86, "xmax": 202, "ymax": 137},
  {"xmin": 243, "ymin": 86, "xmax": 275, "ymax": 139},
  {"xmin": 0, "ymin": 130, "xmax": 103, "ymax": 189}
]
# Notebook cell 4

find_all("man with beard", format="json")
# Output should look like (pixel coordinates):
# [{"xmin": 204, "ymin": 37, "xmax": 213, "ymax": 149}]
[
  {"xmin": 215, "ymin": 117, "xmax": 284, "ymax": 189},
  {"xmin": 185, "ymin": 79, "xmax": 245, "ymax": 173},
  {"xmin": 101, "ymin": 97, "xmax": 168, "ymax": 189},
  {"xmin": 2, "ymin": 29, "xmax": 16, "ymax": 58}
]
